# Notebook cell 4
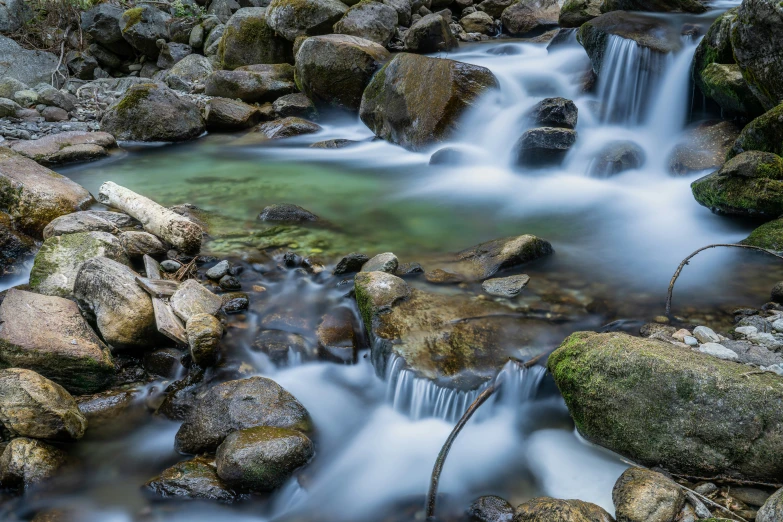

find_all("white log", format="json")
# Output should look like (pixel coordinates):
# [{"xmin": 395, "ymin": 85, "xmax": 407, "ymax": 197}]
[{"xmin": 98, "ymin": 181, "xmax": 202, "ymax": 254}]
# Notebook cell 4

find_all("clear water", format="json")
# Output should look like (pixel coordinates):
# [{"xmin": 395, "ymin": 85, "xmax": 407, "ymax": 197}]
[{"xmin": 6, "ymin": 3, "xmax": 778, "ymax": 520}]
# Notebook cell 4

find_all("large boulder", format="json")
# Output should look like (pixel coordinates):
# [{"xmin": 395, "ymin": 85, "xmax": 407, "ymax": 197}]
[
  {"xmin": 728, "ymin": 103, "xmax": 783, "ymax": 159},
  {"xmin": 612, "ymin": 468, "xmax": 685, "ymax": 522},
  {"xmin": 144, "ymin": 456, "xmax": 237, "ymax": 502},
  {"xmin": 403, "ymin": 13, "xmax": 457, "ymax": 53},
  {"xmin": 101, "ymin": 83, "xmax": 205, "ymax": 142},
  {"xmin": 691, "ymin": 151, "xmax": 783, "ymax": 217},
  {"xmin": 81, "ymin": 4, "xmax": 134, "ymax": 56},
  {"xmin": 174, "ymin": 376, "xmax": 312, "ymax": 454},
  {"xmin": 218, "ymin": 8, "xmax": 293, "ymax": 70},
  {"xmin": 548, "ymin": 331, "xmax": 783, "ymax": 481},
  {"xmin": 204, "ymin": 67, "xmax": 297, "ymax": 103},
  {"xmin": 9, "ymin": 131, "xmax": 118, "ymax": 166},
  {"xmin": 0, "ymin": 438, "xmax": 68, "ymax": 490},
  {"xmin": 359, "ymin": 53, "xmax": 498, "ymax": 151},
  {"xmin": 699, "ymin": 63, "xmax": 764, "ymax": 118},
  {"xmin": 295, "ymin": 34, "xmax": 390, "ymax": 111},
  {"xmin": 558, "ymin": 0, "xmax": 600, "ymax": 28},
  {"xmin": 267, "ymin": 0, "xmax": 349, "ymax": 41},
  {"xmin": 0, "ymin": 368, "xmax": 87, "ymax": 440},
  {"xmin": 333, "ymin": 1, "xmax": 399, "ymax": 46},
  {"xmin": 460, "ymin": 11, "xmax": 495, "ymax": 35},
  {"xmin": 600, "ymin": 0, "xmax": 704, "ymax": 13},
  {"xmin": 29, "ymin": 231, "xmax": 130, "ymax": 298},
  {"xmin": 0, "ymin": 35, "xmax": 64, "ymax": 87},
  {"xmin": 501, "ymin": 0, "xmax": 559, "ymax": 36},
  {"xmin": 73, "ymin": 257, "xmax": 159, "ymax": 351},
  {"xmin": 120, "ymin": 5, "xmax": 172, "ymax": 57},
  {"xmin": 165, "ymin": 54, "xmax": 214, "ymax": 92},
  {"xmin": 742, "ymin": 217, "xmax": 783, "ymax": 251},
  {"xmin": 732, "ymin": 0, "xmax": 783, "ymax": 110},
  {"xmin": 0, "ymin": 290, "xmax": 114, "ymax": 394},
  {"xmin": 514, "ymin": 497, "xmax": 614, "ymax": 522},
  {"xmin": 0, "ymin": 148, "xmax": 94, "ymax": 238}
]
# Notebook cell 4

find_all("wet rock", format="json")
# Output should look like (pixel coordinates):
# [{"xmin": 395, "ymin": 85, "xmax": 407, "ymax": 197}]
[
  {"xmin": 361, "ymin": 252, "xmax": 398, "ymax": 273},
  {"xmin": 205, "ymin": 97, "xmax": 263, "ymax": 131},
  {"xmin": 187, "ymin": 313, "xmax": 223, "ymax": 367},
  {"xmin": 527, "ymin": 97, "xmax": 578, "ymax": 129},
  {"xmin": 205, "ymin": 67, "xmax": 296, "ymax": 103},
  {"xmin": 120, "ymin": 5, "xmax": 171, "ymax": 57},
  {"xmin": 601, "ymin": 0, "xmax": 704, "ymax": 13},
  {"xmin": 460, "ymin": 11, "xmax": 494, "ymax": 34},
  {"xmin": 29, "ymin": 231, "xmax": 129, "ymax": 298},
  {"xmin": 728, "ymin": 104, "xmax": 783, "ymax": 159},
  {"xmin": 757, "ymin": 488, "xmax": 783, "ymax": 522},
  {"xmin": 589, "ymin": 140, "xmax": 644, "ymax": 177},
  {"xmin": 468, "ymin": 495, "xmax": 514, "ymax": 522},
  {"xmin": 548, "ymin": 331, "xmax": 783, "ymax": 481},
  {"xmin": 668, "ymin": 121, "xmax": 741, "ymax": 175},
  {"xmin": 9, "ymin": 131, "xmax": 116, "ymax": 166},
  {"xmin": 404, "ymin": 13, "xmax": 458, "ymax": 53},
  {"xmin": 215, "ymin": 426, "xmax": 314, "ymax": 490},
  {"xmin": 170, "ymin": 279, "xmax": 223, "ymax": 323},
  {"xmin": 477, "ymin": 0, "xmax": 514, "ymax": 18},
  {"xmin": 119, "ymin": 231, "xmax": 167, "ymax": 258},
  {"xmin": 82, "ymin": 3, "xmax": 134, "ymax": 56},
  {"xmin": 101, "ymin": 83, "xmax": 205, "ymax": 142},
  {"xmin": 253, "ymin": 117, "xmax": 322, "ymax": 139},
  {"xmin": 430, "ymin": 147, "xmax": 472, "ymax": 165},
  {"xmin": 691, "ymin": 151, "xmax": 783, "ymax": 217},
  {"xmin": 222, "ymin": 292, "xmax": 249, "ymax": 313},
  {"xmin": 0, "ymin": 368, "xmax": 87, "ymax": 440},
  {"xmin": 254, "ymin": 330, "xmax": 313, "ymax": 364},
  {"xmin": 0, "ymin": 36, "xmax": 64, "ymax": 87},
  {"xmin": 161, "ymin": 259, "xmax": 182, "ymax": 272},
  {"xmin": 76, "ymin": 385, "xmax": 145, "ymax": 433},
  {"xmin": 0, "ymin": 289, "xmax": 114, "ymax": 394},
  {"xmin": 73, "ymin": 257, "xmax": 159, "ymax": 351},
  {"xmin": 43, "ymin": 211, "xmax": 131, "ymax": 239},
  {"xmin": 207, "ymin": 260, "xmax": 231, "ymax": 280},
  {"xmin": 451, "ymin": 234, "xmax": 553, "ymax": 280},
  {"xmin": 612, "ymin": 467, "xmax": 685, "ymax": 522},
  {"xmin": 334, "ymin": 252, "xmax": 369, "ymax": 274},
  {"xmin": 558, "ymin": 0, "xmax": 600, "ymax": 28},
  {"xmin": 143, "ymin": 348, "xmax": 185, "ymax": 378},
  {"xmin": 296, "ymin": 34, "xmax": 390, "ymax": 112},
  {"xmin": 0, "ymin": 438, "xmax": 67, "ymax": 490},
  {"xmin": 174, "ymin": 376, "xmax": 312, "ymax": 454},
  {"xmin": 502, "ymin": 0, "xmax": 559, "ymax": 36},
  {"xmin": 425, "ymin": 268, "xmax": 464, "ymax": 284},
  {"xmin": 692, "ymin": 8, "xmax": 736, "ymax": 96},
  {"xmin": 0, "ymin": 214, "xmax": 34, "ymax": 276},
  {"xmin": 514, "ymin": 497, "xmax": 614, "ymax": 522},
  {"xmin": 514, "ymin": 127, "xmax": 577, "ymax": 167},
  {"xmin": 267, "ymin": 0, "xmax": 349, "ymax": 41},
  {"xmin": 310, "ymin": 138, "xmax": 359, "ymax": 149},
  {"xmin": 0, "ymin": 148, "xmax": 94, "ymax": 238},
  {"xmin": 144, "ymin": 456, "xmax": 238, "ymax": 502},
  {"xmin": 699, "ymin": 63, "xmax": 764, "ymax": 118},
  {"xmin": 273, "ymin": 93, "xmax": 317, "ymax": 119},
  {"xmin": 334, "ymin": 1, "xmax": 399, "ymax": 46},
  {"xmin": 157, "ymin": 42, "xmax": 192, "ymax": 70},
  {"xmin": 482, "ymin": 274, "xmax": 530, "ymax": 298},
  {"xmin": 258, "ymin": 204, "xmax": 320, "ymax": 223},
  {"xmin": 360, "ymin": 53, "xmax": 498, "ymax": 151},
  {"xmin": 317, "ymin": 308, "xmax": 358, "ymax": 363},
  {"xmin": 165, "ymin": 54, "xmax": 214, "ymax": 92},
  {"xmin": 218, "ymin": 8, "xmax": 293, "ymax": 70}
]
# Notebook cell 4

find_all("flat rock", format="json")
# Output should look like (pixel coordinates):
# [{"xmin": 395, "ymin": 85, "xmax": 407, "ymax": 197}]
[
  {"xmin": 697, "ymin": 342, "xmax": 739, "ymax": 361},
  {"xmin": 481, "ymin": 274, "xmax": 530, "ymax": 297},
  {"xmin": 204, "ymin": 97, "xmax": 264, "ymax": 131},
  {"xmin": 170, "ymin": 279, "xmax": 223, "ymax": 323},
  {"xmin": 9, "ymin": 132, "xmax": 116, "ymax": 166},
  {"xmin": 43, "ymin": 210, "xmax": 133, "ymax": 239},
  {"xmin": 204, "ymin": 67, "xmax": 296, "ymax": 103},
  {"xmin": 449, "ymin": 234, "xmax": 553, "ymax": 281}
]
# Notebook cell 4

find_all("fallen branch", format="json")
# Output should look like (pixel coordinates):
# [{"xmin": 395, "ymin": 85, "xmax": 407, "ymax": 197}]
[
  {"xmin": 665, "ymin": 243, "xmax": 783, "ymax": 317},
  {"xmin": 669, "ymin": 472, "xmax": 782, "ymax": 490}
]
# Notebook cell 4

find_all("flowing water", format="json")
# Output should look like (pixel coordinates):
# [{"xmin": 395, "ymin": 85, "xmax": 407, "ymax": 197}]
[{"xmin": 5, "ymin": 2, "xmax": 780, "ymax": 520}]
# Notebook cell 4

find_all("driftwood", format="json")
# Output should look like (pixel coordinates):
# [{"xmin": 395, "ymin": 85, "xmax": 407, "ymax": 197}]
[
  {"xmin": 135, "ymin": 276, "xmax": 180, "ymax": 298},
  {"xmin": 98, "ymin": 182, "xmax": 202, "ymax": 255},
  {"xmin": 143, "ymin": 255, "xmax": 187, "ymax": 345}
]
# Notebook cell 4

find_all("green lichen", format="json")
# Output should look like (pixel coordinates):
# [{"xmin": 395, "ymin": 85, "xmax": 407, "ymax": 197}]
[
  {"xmin": 122, "ymin": 7, "xmax": 144, "ymax": 32},
  {"xmin": 113, "ymin": 84, "xmax": 154, "ymax": 118}
]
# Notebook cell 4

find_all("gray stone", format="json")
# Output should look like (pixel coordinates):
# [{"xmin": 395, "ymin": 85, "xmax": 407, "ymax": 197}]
[
  {"xmin": 0, "ymin": 36, "xmax": 65, "ymax": 87},
  {"xmin": 144, "ymin": 456, "xmax": 237, "ymax": 501},
  {"xmin": 170, "ymin": 279, "xmax": 223, "ymax": 323},
  {"xmin": 204, "ymin": 66, "xmax": 296, "ymax": 103},
  {"xmin": 692, "ymin": 325, "xmax": 720, "ymax": 344},
  {"xmin": 206, "ymin": 260, "xmax": 231, "ymax": 280},
  {"xmin": 66, "ymin": 51, "xmax": 99, "ymax": 80},
  {"xmin": 758, "ymin": 488, "xmax": 783, "ymax": 522},
  {"xmin": 35, "ymin": 85, "xmax": 76, "ymax": 112},
  {"xmin": 334, "ymin": 252, "xmax": 369, "ymax": 274},
  {"xmin": 13, "ymin": 89, "xmax": 37, "ymax": 107},
  {"xmin": 334, "ymin": 1, "xmax": 399, "ymax": 46},
  {"xmin": 612, "ymin": 467, "xmax": 685, "ymax": 522},
  {"xmin": 527, "ymin": 97, "xmax": 578, "ymax": 129},
  {"xmin": 258, "ymin": 203, "xmax": 320, "ymax": 222},
  {"xmin": 384, "ymin": 0, "xmax": 412, "ymax": 26},
  {"xmin": 218, "ymin": 8, "xmax": 293, "ymax": 69},
  {"xmin": 9, "ymin": 131, "xmax": 117, "ymax": 166},
  {"xmin": 120, "ymin": 5, "xmax": 172, "ymax": 57},
  {"xmin": 82, "ymin": 3, "xmax": 134, "ymax": 56},
  {"xmin": 161, "ymin": 260, "xmax": 182, "ymax": 272},
  {"xmin": 267, "ymin": 0, "xmax": 349, "ymax": 41},
  {"xmin": 696, "ymin": 342, "xmax": 738, "ymax": 361},
  {"xmin": 41, "ymin": 106, "xmax": 69, "ymax": 122},
  {"xmin": 204, "ymin": 97, "xmax": 263, "ymax": 131},
  {"xmin": 43, "ymin": 211, "xmax": 131, "ymax": 239},
  {"xmin": 0, "ymin": 0, "xmax": 32, "ymax": 33},
  {"xmin": 588, "ymin": 140, "xmax": 645, "ymax": 177},
  {"xmin": 0, "ymin": 97, "xmax": 19, "ymax": 117},
  {"xmin": 404, "ymin": 13, "xmax": 457, "ymax": 53},
  {"xmin": 361, "ymin": 252, "xmax": 398, "ymax": 273},
  {"xmin": 684, "ymin": 336, "xmax": 698, "ymax": 346},
  {"xmin": 252, "ymin": 117, "xmax": 322, "ymax": 139},
  {"xmin": 481, "ymin": 274, "xmax": 530, "ymax": 298},
  {"xmin": 157, "ymin": 42, "xmax": 193, "ymax": 69},
  {"xmin": 273, "ymin": 93, "xmax": 317, "ymax": 119},
  {"xmin": 514, "ymin": 127, "xmax": 577, "ymax": 167}
]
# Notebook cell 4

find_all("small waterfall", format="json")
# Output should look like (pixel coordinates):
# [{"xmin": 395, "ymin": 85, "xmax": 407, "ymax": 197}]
[{"xmin": 385, "ymin": 355, "xmax": 547, "ymax": 423}]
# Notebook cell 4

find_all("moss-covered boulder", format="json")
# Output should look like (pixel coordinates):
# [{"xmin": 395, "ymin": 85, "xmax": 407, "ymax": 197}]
[
  {"xmin": 334, "ymin": 1, "xmax": 398, "ymax": 46},
  {"xmin": 267, "ymin": 0, "xmax": 349, "ymax": 41},
  {"xmin": 218, "ymin": 8, "xmax": 293, "ymax": 70},
  {"xmin": 514, "ymin": 497, "xmax": 614, "ymax": 522},
  {"xmin": 0, "ymin": 148, "xmax": 94, "ymax": 238},
  {"xmin": 144, "ymin": 456, "xmax": 237, "ymax": 502},
  {"xmin": 548, "ymin": 331, "xmax": 783, "ymax": 482},
  {"xmin": 742, "ymin": 217, "xmax": 783, "ymax": 251},
  {"xmin": 691, "ymin": 150, "xmax": 783, "ymax": 217},
  {"xmin": 728, "ymin": 103, "xmax": 783, "ymax": 159},
  {"xmin": 296, "ymin": 34, "xmax": 390, "ymax": 111},
  {"xmin": 100, "ymin": 83, "xmax": 205, "ymax": 142},
  {"xmin": 204, "ymin": 67, "xmax": 297, "ymax": 103},
  {"xmin": 731, "ymin": 0, "xmax": 783, "ymax": 111},
  {"xmin": 599, "ymin": 0, "xmax": 704, "ymax": 13},
  {"xmin": 119, "ymin": 5, "xmax": 171, "ymax": 58},
  {"xmin": 558, "ymin": 0, "xmax": 600, "ymax": 27},
  {"xmin": 699, "ymin": 63, "xmax": 765, "ymax": 118},
  {"xmin": 359, "ymin": 53, "xmax": 498, "ymax": 151}
]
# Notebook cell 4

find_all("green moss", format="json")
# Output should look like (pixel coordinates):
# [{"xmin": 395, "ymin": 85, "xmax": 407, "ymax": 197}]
[
  {"xmin": 122, "ymin": 7, "xmax": 144, "ymax": 32},
  {"xmin": 727, "ymin": 103, "xmax": 783, "ymax": 160},
  {"xmin": 741, "ymin": 218, "xmax": 783, "ymax": 250},
  {"xmin": 114, "ymin": 84, "xmax": 154, "ymax": 118}
]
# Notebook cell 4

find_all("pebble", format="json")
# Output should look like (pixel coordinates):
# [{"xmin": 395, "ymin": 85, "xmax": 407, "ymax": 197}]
[
  {"xmin": 160, "ymin": 260, "xmax": 182, "ymax": 273},
  {"xmin": 735, "ymin": 326, "xmax": 758, "ymax": 336},
  {"xmin": 684, "ymin": 336, "xmax": 698, "ymax": 347},
  {"xmin": 693, "ymin": 325, "xmax": 720, "ymax": 344},
  {"xmin": 696, "ymin": 342, "xmax": 739, "ymax": 361},
  {"xmin": 206, "ymin": 260, "xmax": 230, "ymax": 280},
  {"xmin": 672, "ymin": 328, "xmax": 691, "ymax": 342}
]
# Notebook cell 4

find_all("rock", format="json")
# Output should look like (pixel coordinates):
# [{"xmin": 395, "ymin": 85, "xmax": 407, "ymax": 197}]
[
  {"xmin": 404, "ymin": 13, "xmax": 457, "ymax": 53},
  {"xmin": 144, "ymin": 456, "xmax": 238, "ymax": 502},
  {"xmin": 0, "ymin": 97, "xmax": 20, "ymax": 118},
  {"xmin": 187, "ymin": 313, "xmax": 223, "ymax": 367},
  {"xmin": 697, "ymin": 342, "xmax": 739, "ymax": 361},
  {"xmin": 588, "ymin": 140, "xmax": 644, "ymax": 177},
  {"xmin": 757, "ymin": 488, "xmax": 783, "ymax": 522},
  {"xmin": 501, "ymin": 0, "xmax": 559, "ymax": 36},
  {"xmin": 468, "ymin": 495, "xmax": 514, "ymax": 522},
  {"xmin": 0, "ymin": 36, "xmax": 64, "ymax": 87},
  {"xmin": 728, "ymin": 104, "xmax": 783, "ymax": 159},
  {"xmin": 156, "ymin": 42, "xmax": 192, "ymax": 69},
  {"xmin": 190, "ymin": 24, "xmax": 205, "ymax": 49},
  {"xmin": 253, "ymin": 117, "xmax": 322, "ymax": 139},
  {"xmin": 742, "ymin": 217, "xmax": 783, "ymax": 251},
  {"xmin": 334, "ymin": 1, "xmax": 399, "ymax": 46},
  {"xmin": 317, "ymin": 308, "xmax": 358, "ymax": 363},
  {"xmin": 612, "ymin": 468, "xmax": 685, "ymax": 522},
  {"xmin": 205, "ymin": 97, "xmax": 263, "ymax": 130},
  {"xmin": 254, "ymin": 330, "xmax": 313, "ymax": 364},
  {"xmin": 692, "ymin": 325, "xmax": 720, "ymax": 344},
  {"xmin": 460, "ymin": 11, "xmax": 494, "ymax": 34},
  {"xmin": 295, "ymin": 34, "xmax": 390, "ymax": 112},
  {"xmin": 204, "ymin": 66, "xmax": 296, "ymax": 103},
  {"xmin": 527, "ymin": 97, "xmax": 577, "ymax": 129},
  {"xmin": 691, "ymin": 151, "xmax": 783, "ymax": 217},
  {"xmin": 143, "ymin": 348, "xmax": 185, "ymax": 378},
  {"xmin": 514, "ymin": 127, "xmax": 577, "ymax": 167},
  {"xmin": 119, "ymin": 231, "xmax": 167, "ymax": 258},
  {"xmin": 204, "ymin": 24, "xmax": 226, "ymax": 56},
  {"xmin": 73, "ymin": 257, "xmax": 158, "ymax": 351},
  {"xmin": 174, "ymin": 376, "xmax": 312, "ymax": 454},
  {"xmin": 334, "ymin": 252, "xmax": 369, "ymax": 274},
  {"xmin": 425, "ymin": 268, "xmax": 464, "ymax": 284},
  {"xmin": 731, "ymin": 0, "xmax": 783, "ymax": 110},
  {"xmin": 429, "ymin": 147, "xmax": 472, "ymax": 165},
  {"xmin": 14, "ymin": 89, "xmax": 37, "ymax": 107},
  {"xmin": 0, "ymin": 438, "xmax": 67, "ymax": 490},
  {"xmin": 361, "ymin": 252, "xmax": 398, "ymax": 273},
  {"xmin": 161, "ymin": 259, "xmax": 182, "ymax": 272},
  {"xmin": 215, "ymin": 426, "xmax": 314, "ymax": 490},
  {"xmin": 0, "ymin": 0, "xmax": 32, "ymax": 33},
  {"xmin": 692, "ymin": 8, "xmax": 736, "ymax": 98},
  {"xmin": 699, "ymin": 63, "xmax": 764, "ymax": 118},
  {"xmin": 0, "ymin": 77, "xmax": 27, "ymax": 99},
  {"xmin": 548, "ymin": 331, "xmax": 783, "ymax": 481},
  {"xmin": 601, "ymin": 0, "xmax": 704, "ymax": 13},
  {"xmin": 558, "ymin": 0, "xmax": 600, "ymax": 28},
  {"xmin": 77, "ymin": 386, "xmax": 146, "ymax": 433},
  {"xmin": 273, "ymin": 93, "xmax": 317, "ymax": 119},
  {"xmin": 477, "ymin": 0, "xmax": 514, "ymax": 18},
  {"xmin": 35, "ymin": 85, "xmax": 76, "ymax": 112},
  {"xmin": 170, "ymin": 279, "xmax": 223, "ymax": 323},
  {"xmin": 218, "ymin": 8, "xmax": 293, "ymax": 70},
  {"xmin": 9, "ymin": 131, "xmax": 117, "ymax": 166},
  {"xmin": 222, "ymin": 292, "xmax": 249, "ymax": 313},
  {"xmin": 120, "ymin": 5, "xmax": 172, "ymax": 57},
  {"xmin": 258, "ymin": 203, "xmax": 320, "ymax": 222},
  {"xmin": 43, "ymin": 211, "xmax": 132, "ymax": 239},
  {"xmin": 731, "ymin": 487, "xmax": 772, "ymax": 508},
  {"xmin": 82, "ymin": 4, "xmax": 134, "ymax": 56},
  {"xmin": 267, "ymin": 0, "xmax": 349, "ymax": 41},
  {"xmin": 0, "ymin": 214, "xmax": 34, "ymax": 276},
  {"xmin": 165, "ymin": 54, "xmax": 214, "ymax": 92},
  {"xmin": 360, "ymin": 53, "xmax": 498, "ymax": 151},
  {"xmin": 577, "ymin": 12, "xmax": 680, "ymax": 76},
  {"xmin": 668, "ymin": 121, "xmax": 741, "ymax": 175},
  {"xmin": 206, "ymin": 260, "xmax": 231, "ymax": 280},
  {"xmin": 41, "ymin": 107, "xmax": 68, "ymax": 122},
  {"xmin": 0, "ymin": 368, "xmax": 87, "ymax": 440},
  {"xmin": 310, "ymin": 138, "xmax": 358, "ymax": 149},
  {"xmin": 89, "ymin": 43, "xmax": 123, "ymax": 70},
  {"xmin": 449, "ymin": 234, "xmax": 553, "ymax": 280},
  {"xmin": 514, "ymin": 497, "xmax": 614, "ymax": 522},
  {"xmin": 0, "ymin": 148, "xmax": 94, "ymax": 238},
  {"xmin": 481, "ymin": 274, "xmax": 530, "ymax": 297}
]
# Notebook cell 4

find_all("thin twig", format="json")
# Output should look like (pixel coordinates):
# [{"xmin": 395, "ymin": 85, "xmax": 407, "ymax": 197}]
[
  {"xmin": 670, "ymin": 472, "xmax": 782, "ymax": 489},
  {"xmin": 509, "ymin": 347, "xmax": 556, "ymax": 369},
  {"xmin": 51, "ymin": 26, "xmax": 70, "ymax": 87},
  {"xmin": 665, "ymin": 243, "xmax": 783, "ymax": 317}
]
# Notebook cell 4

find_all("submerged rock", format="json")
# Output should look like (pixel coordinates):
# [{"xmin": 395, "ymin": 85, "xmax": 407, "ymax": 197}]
[
  {"xmin": 588, "ymin": 140, "xmax": 644, "ymax": 177},
  {"xmin": 0, "ymin": 437, "xmax": 68, "ymax": 490},
  {"xmin": 218, "ymin": 8, "xmax": 293, "ymax": 70},
  {"xmin": 514, "ymin": 497, "xmax": 614, "ymax": 522},
  {"xmin": 9, "ymin": 132, "xmax": 117, "ymax": 166},
  {"xmin": 451, "ymin": 234, "xmax": 553, "ymax": 280},
  {"xmin": 612, "ymin": 468, "xmax": 685, "ymax": 522},
  {"xmin": 144, "ymin": 456, "xmax": 237, "ymax": 502},
  {"xmin": 481, "ymin": 274, "xmax": 530, "ymax": 297},
  {"xmin": 258, "ymin": 204, "xmax": 320, "ymax": 223},
  {"xmin": 548, "ymin": 331, "xmax": 783, "ymax": 481}
]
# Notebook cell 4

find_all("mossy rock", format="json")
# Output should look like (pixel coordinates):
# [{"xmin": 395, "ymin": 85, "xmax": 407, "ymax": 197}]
[
  {"xmin": 558, "ymin": 0, "xmax": 601, "ymax": 28},
  {"xmin": 728, "ymin": 103, "xmax": 783, "ymax": 159},
  {"xmin": 119, "ymin": 5, "xmax": 171, "ymax": 57},
  {"xmin": 266, "ymin": 0, "xmax": 349, "ymax": 41},
  {"xmin": 599, "ymin": 0, "xmax": 705, "ymax": 13},
  {"xmin": 699, "ymin": 63, "xmax": 764, "ymax": 118},
  {"xmin": 692, "ymin": 8, "xmax": 737, "ymax": 95},
  {"xmin": 548, "ymin": 331, "xmax": 783, "ymax": 482},
  {"xmin": 218, "ymin": 8, "xmax": 293, "ymax": 70},
  {"xmin": 741, "ymin": 218, "xmax": 783, "ymax": 251},
  {"xmin": 144, "ymin": 456, "xmax": 237, "ymax": 502}
]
